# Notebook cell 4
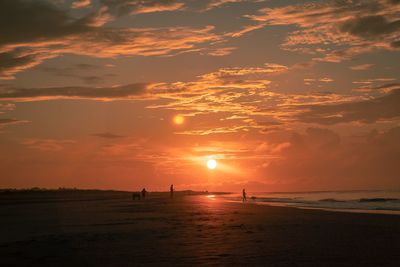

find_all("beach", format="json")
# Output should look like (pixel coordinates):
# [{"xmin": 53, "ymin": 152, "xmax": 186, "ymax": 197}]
[{"xmin": 1, "ymin": 190, "xmax": 400, "ymax": 266}]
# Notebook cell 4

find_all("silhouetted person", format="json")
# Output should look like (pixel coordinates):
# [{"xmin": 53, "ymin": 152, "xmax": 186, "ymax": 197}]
[
  {"xmin": 242, "ymin": 189, "xmax": 247, "ymax": 202},
  {"xmin": 141, "ymin": 188, "xmax": 147, "ymax": 199},
  {"xmin": 170, "ymin": 184, "xmax": 174, "ymax": 199}
]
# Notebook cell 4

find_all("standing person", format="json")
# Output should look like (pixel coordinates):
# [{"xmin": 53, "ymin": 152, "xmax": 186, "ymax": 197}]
[
  {"xmin": 170, "ymin": 184, "xmax": 174, "ymax": 199},
  {"xmin": 242, "ymin": 189, "xmax": 247, "ymax": 202},
  {"xmin": 141, "ymin": 188, "xmax": 147, "ymax": 200}
]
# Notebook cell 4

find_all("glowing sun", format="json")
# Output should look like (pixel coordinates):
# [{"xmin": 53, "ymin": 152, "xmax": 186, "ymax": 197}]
[
  {"xmin": 173, "ymin": 115, "xmax": 185, "ymax": 125},
  {"xmin": 207, "ymin": 159, "xmax": 217, "ymax": 170}
]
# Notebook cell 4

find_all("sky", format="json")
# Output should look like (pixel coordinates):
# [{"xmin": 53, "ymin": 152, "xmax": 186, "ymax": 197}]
[{"xmin": 0, "ymin": 0, "xmax": 399, "ymax": 192}]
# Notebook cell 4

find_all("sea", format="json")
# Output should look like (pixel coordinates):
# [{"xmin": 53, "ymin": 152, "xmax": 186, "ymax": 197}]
[{"xmin": 220, "ymin": 190, "xmax": 400, "ymax": 215}]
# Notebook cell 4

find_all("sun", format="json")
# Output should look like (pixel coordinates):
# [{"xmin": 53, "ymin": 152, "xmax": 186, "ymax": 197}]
[
  {"xmin": 207, "ymin": 159, "xmax": 217, "ymax": 170},
  {"xmin": 173, "ymin": 115, "xmax": 185, "ymax": 125}
]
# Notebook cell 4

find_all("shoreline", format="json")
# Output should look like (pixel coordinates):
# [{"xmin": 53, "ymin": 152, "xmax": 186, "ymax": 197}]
[
  {"xmin": 2, "ymin": 188, "xmax": 400, "ymax": 215},
  {"xmin": 256, "ymin": 201, "xmax": 400, "ymax": 216},
  {"xmin": 223, "ymin": 199, "xmax": 400, "ymax": 216}
]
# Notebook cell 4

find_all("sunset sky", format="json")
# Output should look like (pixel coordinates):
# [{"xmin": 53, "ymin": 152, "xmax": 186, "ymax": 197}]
[{"xmin": 0, "ymin": 0, "xmax": 399, "ymax": 192}]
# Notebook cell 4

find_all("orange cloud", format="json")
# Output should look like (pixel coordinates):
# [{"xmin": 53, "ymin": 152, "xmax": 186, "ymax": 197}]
[
  {"xmin": 204, "ymin": 0, "xmax": 246, "ymax": 11},
  {"xmin": 100, "ymin": 0, "xmax": 185, "ymax": 16},
  {"xmin": 259, "ymin": 126, "xmax": 400, "ymax": 190},
  {"xmin": 131, "ymin": 2, "xmax": 185, "ymax": 14},
  {"xmin": 72, "ymin": 0, "xmax": 92, "ymax": 9},
  {"xmin": 1, "ymin": 25, "xmax": 221, "ymax": 79},
  {"xmin": 20, "ymin": 139, "xmax": 75, "ymax": 152},
  {"xmin": 226, "ymin": 23, "xmax": 266, "ymax": 38},
  {"xmin": 0, "ymin": 1, "xmax": 222, "ymax": 79},
  {"xmin": 0, "ymin": 103, "xmax": 15, "ymax": 112},
  {"xmin": 248, "ymin": 0, "xmax": 400, "ymax": 61},
  {"xmin": 350, "ymin": 64, "xmax": 374, "ymax": 71},
  {"xmin": 294, "ymin": 89, "xmax": 400, "ymax": 125},
  {"xmin": 204, "ymin": 47, "xmax": 237, "ymax": 56},
  {"xmin": 0, "ymin": 118, "xmax": 29, "ymax": 126}
]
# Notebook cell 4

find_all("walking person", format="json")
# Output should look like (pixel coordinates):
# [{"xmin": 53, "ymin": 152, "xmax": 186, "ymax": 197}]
[
  {"xmin": 170, "ymin": 184, "xmax": 174, "ymax": 199},
  {"xmin": 141, "ymin": 188, "xmax": 147, "ymax": 200},
  {"xmin": 242, "ymin": 188, "xmax": 247, "ymax": 202}
]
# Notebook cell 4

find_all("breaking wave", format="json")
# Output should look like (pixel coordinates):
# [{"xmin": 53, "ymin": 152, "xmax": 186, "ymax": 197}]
[{"xmin": 222, "ymin": 191, "xmax": 400, "ymax": 214}]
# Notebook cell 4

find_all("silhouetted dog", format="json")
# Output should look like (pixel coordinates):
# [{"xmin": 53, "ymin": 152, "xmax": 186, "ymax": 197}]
[{"xmin": 132, "ymin": 193, "xmax": 141, "ymax": 200}]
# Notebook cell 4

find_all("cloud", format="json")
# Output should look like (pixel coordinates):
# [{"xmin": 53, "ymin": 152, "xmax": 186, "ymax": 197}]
[
  {"xmin": 0, "ymin": 118, "xmax": 29, "ymax": 133},
  {"xmin": 39, "ymin": 64, "xmax": 116, "ymax": 84},
  {"xmin": 72, "ymin": 0, "xmax": 92, "ymax": 9},
  {"xmin": 150, "ymin": 62, "xmax": 287, "ymax": 96},
  {"xmin": 204, "ymin": 0, "xmax": 247, "ymax": 11},
  {"xmin": 52, "ymin": 26, "xmax": 219, "ymax": 57},
  {"xmin": 340, "ymin": 15, "xmax": 400, "ymax": 38},
  {"xmin": 147, "ymin": 63, "xmax": 288, "ymax": 119},
  {"xmin": 3, "ymin": 59, "xmax": 395, "ymax": 134},
  {"xmin": 0, "ymin": 0, "xmax": 91, "ymax": 47},
  {"xmin": 303, "ymin": 78, "xmax": 334, "ymax": 85},
  {"xmin": 91, "ymin": 132, "xmax": 126, "ymax": 139},
  {"xmin": 0, "ymin": 0, "xmax": 93, "ymax": 78},
  {"xmin": 1, "ymin": 24, "xmax": 222, "ymax": 79},
  {"xmin": 100, "ymin": 0, "xmax": 185, "ymax": 16},
  {"xmin": 147, "ymin": 62, "xmax": 376, "ymax": 133},
  {"xmin": 350, "ymin": 64, "xmax": 374, "ymax": 71},
  {"xmin": 0, "ymin": 83, "xmax": 149, "ymax": 101},
  {"xmin": 295, "ymin": 89, "xmax": 400, "ymax": 124},
  {"xmin": 0, "ymin": 103, "xmax": 15, "ymax": 112},
  {"xmin": 20, "ymin": 139, "xmax": 75, "ymax": 151},
  {"xmin": 261, "ymin": 126, "xmax": 400, "ymax": 190},
  {"xmin": 248, "ymin": 0, "xmax": 400, "ymax": 61},
  {"xmin": 226, "ymin": 23, "xmax": 266, "ymax": 38},
  {"xmin": 206, "ymin": 0, "xmax": 243, "ymax": 9},
  {"xmin": 0, "ymin": 62, "xmax": 288, "ymax": 103},
  {"xmin": 0, "ymin": 118, "xmax": 28, "ymax": 125},
  {"xmin": 0, "ymin": 51, "xmax": 55, "ymax": 80},
  {"xmin": 176, "ymin": 125, "xmax": 254, "ymax": 135},
  {"xmin": 0, "ymin": 1, "xmax": 223, "ymax": 79},
  {"xmin": 353, "ymin": 78, "xmax": 396, "ymax": 84},
  {"xmin": 375, "ymin": 82, "xmax": 400, "ymax": 92},
  {"xmin": 204, "ymin": 47, "xmax": 237, "ymax": 56},
  {"xmin": 352, "ymin": 78, "xmax": 399, "ymax": 92},
  {"xmin": 201, "ymin": 63, "xmax": 288, "ymax": 79}
]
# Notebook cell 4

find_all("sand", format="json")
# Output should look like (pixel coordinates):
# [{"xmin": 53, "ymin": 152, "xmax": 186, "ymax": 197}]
[{"xmin": 1, "ymin": 190, "xmax": 400, "ymax": 266}]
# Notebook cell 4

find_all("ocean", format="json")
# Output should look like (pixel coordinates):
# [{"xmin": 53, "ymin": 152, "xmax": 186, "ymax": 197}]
[{"xmin": 220, "ymin": 190, "xmax": 400, "ymax": 215}]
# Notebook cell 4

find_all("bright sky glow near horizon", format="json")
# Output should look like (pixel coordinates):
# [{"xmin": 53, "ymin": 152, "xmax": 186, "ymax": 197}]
[{"xmin": 0, "ymin": 0, "xmax": 399, "ymax": 192}]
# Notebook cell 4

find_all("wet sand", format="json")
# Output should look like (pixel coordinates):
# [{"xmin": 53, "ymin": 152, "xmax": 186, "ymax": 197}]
[{"xmin": 1, "ymin": 190, "xmax": 400, "ymax": 266}]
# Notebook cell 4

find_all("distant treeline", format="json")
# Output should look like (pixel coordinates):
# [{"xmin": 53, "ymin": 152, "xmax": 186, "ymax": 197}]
[
  {"xmin": 0, "ymin": 188, "xmax": 230, "ymax": 195},
  {"xmin": 0, "ymin": 188, "xmax": 129, "ymax": 194}
]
